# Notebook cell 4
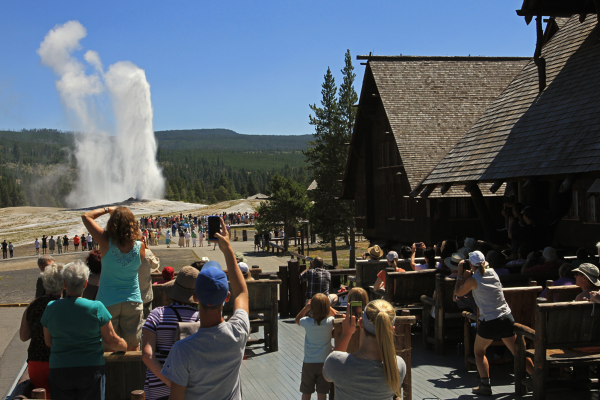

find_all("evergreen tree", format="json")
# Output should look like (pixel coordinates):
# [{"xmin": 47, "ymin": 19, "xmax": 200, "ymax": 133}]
[
  {"xmin": 304, "ymin": 67, "xmax": 344, "ymax": 266},
  {"xmin": 255, "ymin": 174, "xmax": 309, "ymax": 251},
  {"xmin": 338, "ymin": 50, "xmax": 359, "ymax": 267},
  {"xmin": 304, "ymin": 52, "xmax": 358, "ymax": 267}
]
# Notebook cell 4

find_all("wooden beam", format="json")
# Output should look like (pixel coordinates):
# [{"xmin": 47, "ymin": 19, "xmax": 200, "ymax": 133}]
[
  {"xmin": 420, "ymin": 184, "xmax": 436, "ymax": 198},
  {"xmin": 409, "ymin": 183, "xmax": 425, "ymax": 198},
  {"xmin": 559, "ymin": 175, "xmax": 577, "ymax": 193},
  {"xmin": 504, "ymin": 181, "xmax": 517, "ymax": 197},
  {"xmin": 439, "ymin": 182, "xmax": 452, "ymax": 195},
  {"xmin": 464, "ymin": 181, "xmax": 477, "ymax": 193},
  {"xmin": 489, "ymin": 180, "xmax": 504, "ymax": 194}
]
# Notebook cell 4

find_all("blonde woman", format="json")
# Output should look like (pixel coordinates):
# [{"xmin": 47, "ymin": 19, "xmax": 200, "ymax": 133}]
[
  {"xmin": 454, "ymin": 251, "xmax": 533, "ymax": 395},
  {"xmin": 323, "ymin": 299, "xmax": 406, "ymax": 399}
]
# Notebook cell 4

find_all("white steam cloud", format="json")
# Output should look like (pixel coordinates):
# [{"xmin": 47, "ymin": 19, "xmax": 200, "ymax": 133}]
[{"xmin": 38, "ymin": 20, "xmax": 165, "ymax": 206}]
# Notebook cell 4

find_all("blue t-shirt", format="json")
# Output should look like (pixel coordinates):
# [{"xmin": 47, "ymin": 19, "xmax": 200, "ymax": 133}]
[
  {"xmin": 41, "ymin": 297, "xmax": 112, "ymax": 368},
  {"xmin": 299, "ymin": 316, "xmax": 334, "ymax": 363},
  {"xmin": 96, "ymin": 240, "xmax": 143, "ymax": 307}
]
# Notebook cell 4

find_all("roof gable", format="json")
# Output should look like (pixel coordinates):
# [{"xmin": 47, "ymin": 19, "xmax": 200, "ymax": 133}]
[
  {"xmin": 422, "ymin": 16, "xmax": 600, "ymax": 187},
  {"xmin": 367, "ymin": 57, "xmax": 529, "ymax": 190}
]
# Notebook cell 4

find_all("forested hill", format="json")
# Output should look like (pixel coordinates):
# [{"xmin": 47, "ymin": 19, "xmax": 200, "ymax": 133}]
[
  {"xmin": 155, "ymin": 129, "xmax": 312, "ymax": 150},
  {"xmin": 0, "ymin": 129, "xmax": 312, "ymax": 208}
]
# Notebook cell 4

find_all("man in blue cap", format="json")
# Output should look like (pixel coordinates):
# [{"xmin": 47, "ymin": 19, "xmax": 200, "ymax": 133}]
[{"xmin": 162, "ymin": 217, "xmax": 249, "ymax": 400}]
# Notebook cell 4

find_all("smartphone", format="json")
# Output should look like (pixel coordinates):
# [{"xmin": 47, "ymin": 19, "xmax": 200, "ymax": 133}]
[
  {"xmin": 350, "ymin": 301, "xmax": 362, "ymax": 327},
  {"xmin": 207, "ymin": 216, "xmax": 220, "ymax": 242}
]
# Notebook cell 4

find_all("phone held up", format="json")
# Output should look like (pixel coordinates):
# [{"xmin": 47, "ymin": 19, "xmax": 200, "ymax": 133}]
[
  {"xmin": 207, "ymin": 216, "xmax": 220, "ymax": 242},
  {"xmin": 350, "ymin": 301, "xmax": 362, "ymax": 327}
]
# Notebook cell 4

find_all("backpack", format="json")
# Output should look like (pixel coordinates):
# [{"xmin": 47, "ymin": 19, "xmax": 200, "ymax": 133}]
[{"xmin": 169, "ymin": 306, "xmax": 200, "ymax": 344}]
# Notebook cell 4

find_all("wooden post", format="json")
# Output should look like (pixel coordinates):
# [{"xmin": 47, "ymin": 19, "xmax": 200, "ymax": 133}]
[
  {"xmin": 269, "ymin": 277, "xmax": 279, "ymax": 351},
  {"xmin": 395, "ymin": 310, "xmax": 415, "ymax": 400},
  {"xmin": 468, "ymin": 183, "xmax": 503, "ymax": 245},
  {"xmin": 435, "ymin": 274, "xmax": 445, "ymax": 356},
  {"xmin": 533, "ymin": 305, "xmax": 547, "ymax": 400},
  {"xmin": 288, "ymin": 259, "xmax": 301, "ymax": 316},
  {"xmin": 300, "ymin": 263, "xmax": 307, "ymax": 306},
  {"xmin": 131, "ymin": 390, "xmax": 145, "ymax": 400},
  {"xmin": 279, "ymin": 265, "xmax": 289, "ymax": 319},
  {"xmin": 31, "ymin": 389, "xmax": 46, "ymax": 399},
  {"xmin": 514, "ymin": 332, "xmax": 527, "ymax": 395},
  {"xmin": 300, "ymin": 228, "xmax": 305, "ymax": 255}
]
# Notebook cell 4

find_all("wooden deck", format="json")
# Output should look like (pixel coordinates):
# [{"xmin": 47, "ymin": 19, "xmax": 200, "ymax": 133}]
[{"xmin": 241, "ymin": 319, "xmax": 599, "ymax": 400}]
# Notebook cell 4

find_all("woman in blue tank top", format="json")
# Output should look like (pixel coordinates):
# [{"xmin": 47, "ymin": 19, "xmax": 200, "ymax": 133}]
[{"xmin": 83, "ymin": 206, "xmax": 146, "ymax": 351}]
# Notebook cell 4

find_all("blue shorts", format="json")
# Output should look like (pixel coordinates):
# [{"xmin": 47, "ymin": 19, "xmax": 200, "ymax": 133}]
[{"xmin": 166, "ymin": 239, "xmax": 170, "ymax": 244}]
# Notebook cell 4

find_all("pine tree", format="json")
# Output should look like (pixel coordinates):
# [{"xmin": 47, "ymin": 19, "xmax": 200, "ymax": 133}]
[
  {"xmin": 338, "ymin": 50, "xmax": 359, "ymax": 267},
  {"xmin": 304, "ymin": 67, "xmax": 344, "ymax": 266}
]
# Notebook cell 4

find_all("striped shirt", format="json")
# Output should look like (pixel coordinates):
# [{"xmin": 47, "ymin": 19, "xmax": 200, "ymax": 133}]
[{"xmin": 142, "ymin": 303, "xmax": 199, "ymax": 400}]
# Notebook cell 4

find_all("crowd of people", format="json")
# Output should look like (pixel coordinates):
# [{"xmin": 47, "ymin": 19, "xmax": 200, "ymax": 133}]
[
  {"xmin": 14, "ymin": 199, "xmax": 600, "ymax": 399},
  {"xmin": 18, "ymin": 207, "xmax": 252, "ymax": 400}
]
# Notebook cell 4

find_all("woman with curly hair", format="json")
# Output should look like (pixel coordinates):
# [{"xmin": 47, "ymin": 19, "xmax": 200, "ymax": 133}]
[{"xmin": 82, "ymin": 206, "xmax": 146, "ymax": 351}]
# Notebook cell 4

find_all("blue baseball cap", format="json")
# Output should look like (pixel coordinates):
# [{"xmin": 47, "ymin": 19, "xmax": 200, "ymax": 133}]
[{"xmin": 195, "ymin": 261, "xmax": 229, "ymax": 306}]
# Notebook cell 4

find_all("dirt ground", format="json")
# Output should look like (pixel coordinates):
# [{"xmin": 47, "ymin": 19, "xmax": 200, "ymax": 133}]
[{"xmin": 0, "ymin": 249, "xmax": 200, "ymax": 304}]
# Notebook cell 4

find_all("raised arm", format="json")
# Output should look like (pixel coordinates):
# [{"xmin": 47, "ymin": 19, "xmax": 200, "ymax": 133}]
[
  {"xmin": 216, "ymin": 217, "xmax": 249, "ymax": 314},
  {"xmin": 454, "ymin": 261, "xmax": 477, "ymax": 297},
  {"xmin": 82, "ymin": 207, "xmax": 116, "ymax": 252},
  {"xmin": 295, "ymin": 301, "xmax": 311, "ymax": 326},
  {"xmin": 333, "ymin": 304, "xmax": 356, "ymax": 352},
  {"xmin": 410, "ymin": 243, "xmax": 417, "ymax": 270}
]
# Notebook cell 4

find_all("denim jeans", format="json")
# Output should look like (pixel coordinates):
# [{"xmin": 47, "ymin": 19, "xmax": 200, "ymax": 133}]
[{"xmin": 49, "ymin": 365, "xmax": 105, "ymax": 400}]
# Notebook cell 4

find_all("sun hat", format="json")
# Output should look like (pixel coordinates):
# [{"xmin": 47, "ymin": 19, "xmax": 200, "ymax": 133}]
[
  {"xmin": 572, "ymin": 263, "xmax": 600, "ymax": 287},
  {"xmin": 195, "ymin": 261, "xmax": 229, "ymax": 306},
  {"xmin": 468, "ymin": 251, "xmax": 487, "ymax": 267},
  {"xmin": 161, "ymin": 266, "xmax": 175, "ymax": 281},
  {"xmin": 386, "ymin": 251, "xmax": 399, "ymax": 262},
  {"xmin": 368, "ymin": 245, "xmax": 383, "ymax": 259},
  {"xmin": 234, "ymin": 252, "xmax": 247, "ymax": 263},
  {"xmin": 445, "ymin": 253, "xmax": 465, "ymax": 271},
  {"xmin": 238, "ymin": 262, "xmax": 249, "ymax": 275},
  {"xmin": 164, "ymin": 266, "xmax": 199, "ymax": 304}
]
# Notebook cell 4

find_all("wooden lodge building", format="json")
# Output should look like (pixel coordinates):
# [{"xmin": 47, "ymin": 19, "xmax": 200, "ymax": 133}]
[
  {"xmin": 339, "ymin": 55, "xmax": 529, "ymax": 247},
  {"xmin": 416, "ymin": 9, "xmax": 600, "ymax": 250}
]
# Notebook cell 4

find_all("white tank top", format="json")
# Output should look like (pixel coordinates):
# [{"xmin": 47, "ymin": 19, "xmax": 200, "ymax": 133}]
[{"xmin": 472, "ymin": 268, "xmax": 511, "ymax": 321}]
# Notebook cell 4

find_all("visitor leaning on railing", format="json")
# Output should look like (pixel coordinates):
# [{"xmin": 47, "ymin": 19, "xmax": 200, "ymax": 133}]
[
  {"xmin": 41, "ymin": 261, "xmax": 126, "ymax": 400},
  {"xmin": 82, "ymin": 206, "xmax": 146, "ymax": 351},
  {"xmin": 453, "ymin": 251, "xmax": 534, "ymax": 396},
  {"xmin": 323, "ymin": 299, "xmax": 406, "ymax": 400},
  {"xmin": 20, "ymin": 263, "xmax": 64, "ymax": 398}
]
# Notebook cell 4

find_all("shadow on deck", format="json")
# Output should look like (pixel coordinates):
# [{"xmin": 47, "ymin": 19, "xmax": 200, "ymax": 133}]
[{"xmin": 241, "ymin": 319, "xmax": 599, "ymax": 400}]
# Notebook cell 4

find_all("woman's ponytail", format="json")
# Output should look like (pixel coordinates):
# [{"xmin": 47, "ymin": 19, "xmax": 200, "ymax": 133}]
[{"xmin": 368, "ymin": 300, "xmax": 402, "ymax": 398}]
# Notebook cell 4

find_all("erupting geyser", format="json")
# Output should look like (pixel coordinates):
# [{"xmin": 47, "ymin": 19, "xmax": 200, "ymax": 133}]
[{"xmin": 38, "ymin": 20, "xmax": 165, "ymax": 207}]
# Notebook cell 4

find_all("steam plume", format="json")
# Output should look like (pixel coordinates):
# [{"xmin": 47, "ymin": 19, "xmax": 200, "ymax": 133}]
[{"xmin": 38, "ymin": 20, "xmax": 165, "ymax": 206}]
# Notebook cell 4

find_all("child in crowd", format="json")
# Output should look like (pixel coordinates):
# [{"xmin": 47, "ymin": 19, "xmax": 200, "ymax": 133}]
[{"xmin": 295, "ymin": 293, "xmax": 337, "ymax": 400}]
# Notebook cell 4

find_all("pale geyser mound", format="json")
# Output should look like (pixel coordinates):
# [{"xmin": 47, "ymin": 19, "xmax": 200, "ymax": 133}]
[{"xmin": 38, "ymin": 20, "xmax": 165, "ymax": 206}]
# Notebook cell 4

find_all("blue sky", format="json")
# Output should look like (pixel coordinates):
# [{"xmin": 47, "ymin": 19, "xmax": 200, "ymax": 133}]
[{"xmin": 0, "ymin": 1, "xmax": 536, "ymax": 135}]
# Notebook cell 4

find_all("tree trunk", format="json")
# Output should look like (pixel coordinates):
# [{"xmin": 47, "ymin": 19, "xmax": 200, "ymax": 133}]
[
  {"xmin": 349, "ymin": 227, "xmax": 356, "ymax": 269},
  {"xmin": 284, "ymin": 220, "xmax": 289, "ymax": 251},
  {"xmin": 343, "ymin": 231, "xmax": 350, "ymax": 246},
  {"xmin": 331, "ymin": 239, "xmax": 338, "ymax": 267}
]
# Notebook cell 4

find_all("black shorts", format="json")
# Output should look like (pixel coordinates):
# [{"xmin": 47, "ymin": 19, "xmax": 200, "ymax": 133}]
[{"xmin": 477, "ymin": 313, "xmax": 515, "ymax": 341}]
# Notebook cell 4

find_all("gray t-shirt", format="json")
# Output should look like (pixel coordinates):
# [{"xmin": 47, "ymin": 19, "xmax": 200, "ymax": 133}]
[
  {"xmin": 323, "ymin": 351, "xmax": 406, "ymax": 400},
  {"xmin": 162, "ymin": 309, "xmax": 250, "ymax": 400}
]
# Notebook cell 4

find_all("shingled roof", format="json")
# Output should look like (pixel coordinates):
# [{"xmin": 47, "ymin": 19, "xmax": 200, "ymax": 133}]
[
  {"xmin": 342, "ymin": 56, "xmax": 529, "ymax": 197},
  {"xmin": 420, "ymin": 16, "xmax": 600, "ymax": 189}
]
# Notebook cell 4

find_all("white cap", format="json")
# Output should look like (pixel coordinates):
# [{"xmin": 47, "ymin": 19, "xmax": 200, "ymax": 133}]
[
  {"xmin": 200, "ymin": 256, "xmax": 210, "ymax": 262},
  {"xmin": 469, "ymin": 251, "xmax": 486, "ymax": 266},
  {"xmin": 238, "ymin": 262, "xmax": 249, "ymax": 275},
  {"xmin": 386, "ymin": 251, "xmax": 399, "ymax": 262}
]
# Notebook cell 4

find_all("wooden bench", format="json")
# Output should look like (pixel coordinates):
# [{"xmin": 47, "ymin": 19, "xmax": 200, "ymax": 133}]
[
  {"xmin": 463, "ymin": 286, "xmax": 542, "ymax": 371},
  {"xmin": 514, "ymin": 301, "xmax": 600, "ymax": 399},
  {"xmin": 545, "ymin": 282, "xmax": 582, "ymax": 303},
  {"xmin": 385, "ymin": 269, "xmax": 437, "ymax": 314},
  {"xmin": 223, "ymin": 279, "xmax": 281, "ymax": 351},
  {"xmin": 420, "ymin": 274, "xmax": 464, "ymax": 355},
  {"xmin": 104, "ymin": 351, "xmax": 146, "ymax": 400},
  {"xmin": 332, "ymin": 311, "xmax": 416, "ymax": 400}
]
